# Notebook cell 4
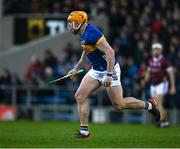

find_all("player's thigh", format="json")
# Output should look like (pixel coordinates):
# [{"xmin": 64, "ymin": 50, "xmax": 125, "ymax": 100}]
[
  {"xmin": 151, "ymin": 82, "xmax": 168, "ymax": 103},
  {"xmin": 106, "ymin": 84, "xmax": 123, "ymax": 104},
  {"xmin": 75, "ymin": 73, "xmax": 100, "ymax": 100}
]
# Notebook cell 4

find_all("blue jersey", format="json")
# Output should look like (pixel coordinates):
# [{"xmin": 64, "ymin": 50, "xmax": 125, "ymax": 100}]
[{"xmin": 80, "ymin": 24, "xmax": 118, "ymax": 71}]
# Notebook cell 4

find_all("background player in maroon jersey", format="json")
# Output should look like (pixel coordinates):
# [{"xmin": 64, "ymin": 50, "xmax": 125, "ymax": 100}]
[{"xmin": 142, "ymin": 43, "xmax": 176, "ymax": 127}]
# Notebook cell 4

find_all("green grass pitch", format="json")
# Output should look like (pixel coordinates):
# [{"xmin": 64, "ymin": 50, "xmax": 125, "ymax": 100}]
[{"xmin": 0, "ymin": 121, "xmax": 180, "ymax": 148}]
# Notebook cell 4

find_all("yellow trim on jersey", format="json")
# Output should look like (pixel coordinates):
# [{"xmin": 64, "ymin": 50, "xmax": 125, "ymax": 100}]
[
  {"xmin": 81, "ymin": 35, "xmax": 104, "ymax": 52},
  {"xmin": 96, "ymin": 35, "xmax": 104, "ymax": 46},
  {"xmin": 81, "ymin": 45, "xmax": 96, "ymax": 52}
]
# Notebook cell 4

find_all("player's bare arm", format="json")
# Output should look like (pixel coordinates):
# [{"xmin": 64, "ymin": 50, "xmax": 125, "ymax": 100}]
[
  {"xmin": 144, "ymin": 70, "xmax": 150, "ymax": 82},
  {"xmin": 96, "ymin": 37, "xmax": 115, "ymax": 87},
  {"xmin": 141, "ymin": 69, "xmax": 150, "ymax": 87},
  {"xmin": 68, "ymin": 51, "xmax": 87, "ymax": 77},
  {"xmin": 96, "ymin": 37, "xmax": 115, "ymax": 72},
  {"xmin": 167, "ymin": 68, "xmax": 176, "ymax": 95}
]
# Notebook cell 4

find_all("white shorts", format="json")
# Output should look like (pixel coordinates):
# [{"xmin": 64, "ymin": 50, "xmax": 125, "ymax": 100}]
[
  {"xmin": 87, "ymin": 63, "xmax": 121, "ymax": 86},
  {"xmin": 150, "ymin": 81, "xmax": 169, "ymax": 97}
]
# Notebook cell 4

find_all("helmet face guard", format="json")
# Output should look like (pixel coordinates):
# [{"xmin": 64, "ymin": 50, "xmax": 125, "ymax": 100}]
[{"xmin": 68, "ymin": 20, "xmax": 86, "ymax": 34}]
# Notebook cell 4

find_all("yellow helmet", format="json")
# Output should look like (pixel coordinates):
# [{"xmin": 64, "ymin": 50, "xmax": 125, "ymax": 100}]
[
  {"xmin": 67, "ymin": 11, "xmax": 88, "ymax": 24},
  {"xmin": 67, "ymin": 11, "xmax": 88, "ymax": 34}
]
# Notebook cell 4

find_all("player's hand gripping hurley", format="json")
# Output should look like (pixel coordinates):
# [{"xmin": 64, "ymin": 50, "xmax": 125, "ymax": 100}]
[{"xmin": 48, "ymin": 69, "xmax": 84, "ymax": 84}]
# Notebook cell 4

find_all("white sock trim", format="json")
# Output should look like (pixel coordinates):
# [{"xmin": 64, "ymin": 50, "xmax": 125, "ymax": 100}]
[
  {"xmin": 148, "ymin": 102, "xmax": 152, "ymax": 110},
  {"xmin": 80, "ymin": 130, "xmax": 89, "ymax": 136}
]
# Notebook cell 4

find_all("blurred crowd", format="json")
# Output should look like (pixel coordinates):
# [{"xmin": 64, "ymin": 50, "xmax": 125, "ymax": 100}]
[
  {"xmin": 0, "ymin": 44, "xmax": 88, "ymax": 105},
  {"xmin": 1, "ymin": 0, "xmax": 180, "ymax": 107},
  {"xmin": 107, "ymin": 0, "xmax": 180, "ymax": 108},
  {"xmin": 3, "ymin": 0, "xmax": 105, "ymax": 17}
]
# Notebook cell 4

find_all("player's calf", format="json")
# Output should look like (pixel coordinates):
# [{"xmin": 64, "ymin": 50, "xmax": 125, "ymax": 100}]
[{"xmin": 111, "ymin": 99, "xmax": 127, "ymax": 110}]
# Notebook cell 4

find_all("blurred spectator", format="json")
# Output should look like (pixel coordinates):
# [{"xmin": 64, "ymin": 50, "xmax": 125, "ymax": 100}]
[
  {"xmin": 127, "ymin": 58, "xmax": 139, "ymax": 81},
  {"xmin": 0, "ymin": 68, "xmax": 12, "ymax": 104},
  {"xmin": 0, "ymin": 68, "xmax": 22, "ymax": 104},
  {"xmin": 134, "ymin": 40, "xmax": 146, "ymax": 65},
  {"xmin": 25, "ymin": 55, "xmax": 44, "ymax": 86},
  {"xmin": 30, "ymin": 0, "xmax": 42, "ymax": 13},
  {"xmin": 151, "ymin": 13, "xmax": 163, "ymax": 32},
  {"xmin": 61, "ymin": 0, "xmax": 74, "ymax": 13},
  {"xmin": 44, "ymin": 67, "xmax": 54, "ymax": 83},
  {"xmin": 43, "ymin": 49, "xmax": 58, "ymax": 69},
  {"xmin": 0, "ymin": 68, "xmax": 12, "ymax": 86},
  {"xmin": 64, "ymin": 43, "xmax": 74, "ymax": 61},
  {"xmin": 51, "ymin": 1, "xmax": 61, "ymax": 14}
]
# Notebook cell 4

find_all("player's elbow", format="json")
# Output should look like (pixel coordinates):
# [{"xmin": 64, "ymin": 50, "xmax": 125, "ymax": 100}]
[
  {"xmin": 110, "ymin": 48, "xmax": 115, "ymax": 57},
  {"xmin": 106, "ymin": 48, "xmax": 115, "ymax": 58}
]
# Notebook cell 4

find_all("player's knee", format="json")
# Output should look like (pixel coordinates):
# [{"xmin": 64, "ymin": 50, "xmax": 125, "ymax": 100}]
[
  {"xmin": 80, "ymin": 110, "xmax": 89, "ymax": 117},
  {"xmin": 75, "ymin": 91, "xmax": 85, "ymax": 104},
  {"xmin": 112, "ymin": 100, "xmax": 126, "ymax": 110}
]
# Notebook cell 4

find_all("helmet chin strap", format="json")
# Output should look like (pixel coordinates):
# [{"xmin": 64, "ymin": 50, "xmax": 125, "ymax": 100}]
[{"xmin": 72, "ymin": 20, "xmax": 86, "ymax": 34}]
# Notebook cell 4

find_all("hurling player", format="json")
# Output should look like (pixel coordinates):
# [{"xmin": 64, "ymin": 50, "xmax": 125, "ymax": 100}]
[
  {"xmin": 67, "ymin": 11, "xmax": 160, "ymax": 139},
  {"xmin": 142, "ymin": 43, "xmax": 176, "ymax": 128}
]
